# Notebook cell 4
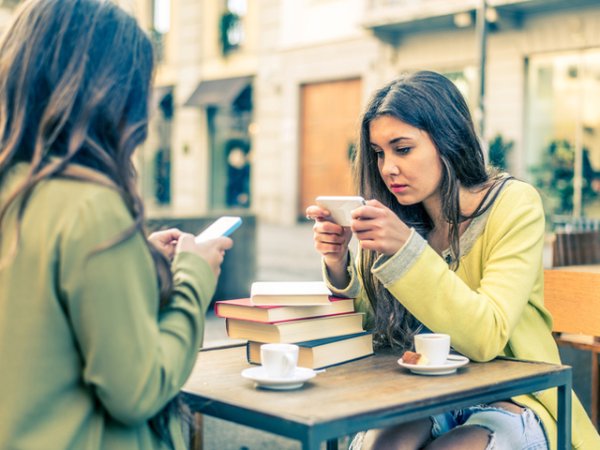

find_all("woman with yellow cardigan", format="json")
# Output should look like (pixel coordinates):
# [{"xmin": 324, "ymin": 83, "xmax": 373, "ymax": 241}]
[{"xmin": 306, "ymin": 71, "xmax": 599, "ymax": 449}]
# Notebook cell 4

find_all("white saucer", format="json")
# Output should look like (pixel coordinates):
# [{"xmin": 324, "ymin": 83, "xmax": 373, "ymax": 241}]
[
  {"xmin": 398, "ymin": 354, "xmax": 470, "ymax": 376},
  {"xmin": 241, "ymin": 366, "xmax": 317, "ymax": 390}
]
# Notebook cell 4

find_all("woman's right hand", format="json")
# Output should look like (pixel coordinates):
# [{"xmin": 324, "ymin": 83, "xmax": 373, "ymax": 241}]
[
  {"xmin": 175, "ymin": 233, "xmax": 233, "ymax": 278},
  {"xmin": 305, "ymin": 204, "xmax": 352, "ymax": 269}
]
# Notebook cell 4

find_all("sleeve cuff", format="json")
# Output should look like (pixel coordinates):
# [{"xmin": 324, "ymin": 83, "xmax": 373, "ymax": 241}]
[
  {"xmin": 321, "ymin": 251, "xmax": 361, "ymax": 298},
  {"xmin": 172, "ymin": 251, "xmax": 217, "ymax": 315},
  {"xmin": 372, "ymin": 228, "xmax": 427, "ymax": 286}
]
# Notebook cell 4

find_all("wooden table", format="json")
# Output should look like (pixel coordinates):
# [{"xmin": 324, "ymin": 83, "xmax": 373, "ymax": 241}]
[{"xmin": 182, "ymin": 346, "xmax": 572, "ymax": 450}]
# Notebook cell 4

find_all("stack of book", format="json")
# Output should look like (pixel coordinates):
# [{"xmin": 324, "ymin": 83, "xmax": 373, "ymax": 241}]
[{"xmin": 215, "ymin": 281, "xmax": 374, "ymax": 370}]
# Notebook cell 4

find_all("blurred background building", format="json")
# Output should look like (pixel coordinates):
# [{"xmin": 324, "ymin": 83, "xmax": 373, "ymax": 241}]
[
  {"xmin": 126, "ymin": 0, "xmax": 600, "ymax": 227},
  {"xmin": 1, "ymin": 0, "xmax": 598, "ymax": 227}
]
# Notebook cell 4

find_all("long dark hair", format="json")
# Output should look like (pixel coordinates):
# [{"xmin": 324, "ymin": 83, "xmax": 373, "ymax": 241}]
[
  {"xmin": 0, "ymin": 0, "xmax": 179, "ymax": 445},
  {"xmin": 355, "ymin": 70, "xmax": 504, "ymax": 350}
]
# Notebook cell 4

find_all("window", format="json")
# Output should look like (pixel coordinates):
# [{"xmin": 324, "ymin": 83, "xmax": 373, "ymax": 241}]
[
  {"xmin": 442, "ymin": 68, "xmax": 478, "ymax": 113},
  {"xmin": 220, "ymin": 0, "xmax": 247, "ymax": 56},
  {"xmin": 526, "ymin": 49, "xmax": 600, "ymax": 218},
  {"xmin": 150, "ymin": 0, "xmax": 170, "ymax": 61},
  {"xmin": 153, "ymin": 0, "xmax": 170, "ymax": 34}
]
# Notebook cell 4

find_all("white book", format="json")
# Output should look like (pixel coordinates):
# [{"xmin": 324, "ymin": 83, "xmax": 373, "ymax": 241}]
[{"xmin": 250, "ymin": 281, "xmax": 333, "ymax": 306}]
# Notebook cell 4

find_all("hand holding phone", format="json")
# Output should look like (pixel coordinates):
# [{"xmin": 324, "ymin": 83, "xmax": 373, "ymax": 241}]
[
  {"xmin": 195, "ymin": 216, "xmax": 242, "ymax": 243},
  {"xmin": 315, "ymin": 196, "xmax": 366, "ymax": 227},
  {"xmin": 148, "ymin": 228, "xmax": 182, "ymax": 261}
]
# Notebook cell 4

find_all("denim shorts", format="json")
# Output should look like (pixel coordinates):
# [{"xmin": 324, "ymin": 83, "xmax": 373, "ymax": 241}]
[{"xmin": 431, "ymin": 404, "xmax": 549, "ymax": 450}]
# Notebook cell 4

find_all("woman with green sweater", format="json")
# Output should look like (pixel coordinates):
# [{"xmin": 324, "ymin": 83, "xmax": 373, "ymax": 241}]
[
  {"xmin": 306, "ymin": 71, "xmax": 599, "ymax": 449},
  {"xmin": 0, "ymin": 1, "xmax": 232, "ymax": 449}
]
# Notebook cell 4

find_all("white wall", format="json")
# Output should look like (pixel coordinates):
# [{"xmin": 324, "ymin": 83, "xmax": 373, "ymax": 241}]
[
  {"xmin": 134, "ymin": 0, "xmax": 600, "ymax": 224},
  {"xmin": 280, "ymin": 0, "xmax": 365, "ymax": 49}
]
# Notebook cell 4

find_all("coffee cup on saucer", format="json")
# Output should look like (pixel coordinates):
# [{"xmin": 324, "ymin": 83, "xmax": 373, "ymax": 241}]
[
  {"xmin": 260, "ymin": 343, "xmax": 299, "ymax": 379},
  {"xmin": 414, "ymin": 333, "xmax": 450, "ymax": 366}
]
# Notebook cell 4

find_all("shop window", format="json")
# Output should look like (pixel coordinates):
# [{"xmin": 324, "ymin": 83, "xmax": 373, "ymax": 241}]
[{"xmin": 526, "ymin": 49, "xmax": 600, "ymax": 219}]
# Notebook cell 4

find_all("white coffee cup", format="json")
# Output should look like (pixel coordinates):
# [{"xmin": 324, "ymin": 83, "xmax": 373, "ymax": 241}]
[
  {"xmin": 414, "ymin": 333, "xmax": 451, "ymax": 366},
  {"xmin": 260, "ymin": 343, "xmax": 299, "ymax": 379}
]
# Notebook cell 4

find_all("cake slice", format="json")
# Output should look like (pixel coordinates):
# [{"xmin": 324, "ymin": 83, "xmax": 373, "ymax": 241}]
[{"xmin": 401, "ymin": 350, "xmax": 429, "ymax": 366}]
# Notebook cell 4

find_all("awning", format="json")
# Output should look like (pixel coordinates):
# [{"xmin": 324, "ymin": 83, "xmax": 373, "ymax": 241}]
[{"xmin": 184, "ymin": 75, "xmax": 252, "ymax": 107}]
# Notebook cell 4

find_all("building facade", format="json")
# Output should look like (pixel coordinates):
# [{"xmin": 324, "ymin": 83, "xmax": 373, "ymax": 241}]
[{"xmin": 134, "ymin": 0, "xmax": 600, "ymax": 225}]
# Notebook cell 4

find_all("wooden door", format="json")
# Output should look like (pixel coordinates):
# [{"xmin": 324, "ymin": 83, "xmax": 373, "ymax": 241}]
[{"xmin": 299, "ymin": 78, "xmax": 362, "ymax": 218}]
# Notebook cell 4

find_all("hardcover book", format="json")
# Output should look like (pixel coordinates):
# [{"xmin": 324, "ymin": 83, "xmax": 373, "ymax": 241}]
[
  {"xmin": 226, "ymin": 312, "xmax": 364, "ymax": 343},
  {"xmin": 250, "ymin": 281, "xmax": 333, "ymax": 306},
  {"xmin": 246, "ymin": 331, "xmax": 374, "ymax": 370},
  {"xmin": 214, "ymin": 297, "xmax": 354, "ymax": 323}
]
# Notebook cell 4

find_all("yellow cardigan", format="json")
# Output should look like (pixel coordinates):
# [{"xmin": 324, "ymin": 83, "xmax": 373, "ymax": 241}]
[
  {"xmin": 326, "ymin": 179, "xmax": 600, "ymax": 450},
  {"xmin": 0, "ymin": 163, "xmax": 216, "ymax": 450}
]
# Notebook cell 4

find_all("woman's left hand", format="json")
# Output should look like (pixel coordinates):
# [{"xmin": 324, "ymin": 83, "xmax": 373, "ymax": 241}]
[
  {"xmin": 351, "ymin": 199, "xmax": 412, "ymax": 255},
  {"xmin": 148, "ymin": 228, "xmax": 182, "ymax": 261}
]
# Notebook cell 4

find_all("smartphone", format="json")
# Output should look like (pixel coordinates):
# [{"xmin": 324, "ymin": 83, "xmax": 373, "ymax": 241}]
[
  {"xmin": 195, "ymin": 216, "xmax": 242, "ymax": 243},
  {"xmin": 315, "ymin": 196, "xmax": 366, "ymax": 226}
]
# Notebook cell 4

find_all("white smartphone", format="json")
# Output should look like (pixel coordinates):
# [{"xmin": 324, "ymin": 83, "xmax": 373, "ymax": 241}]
[
  {"xmin": 315, "ymin": 196, "xmax": 366, "ymax": 226},
  {"xmin": 195, "ymin": 216, "xmax": 242, "ymax": 243}
]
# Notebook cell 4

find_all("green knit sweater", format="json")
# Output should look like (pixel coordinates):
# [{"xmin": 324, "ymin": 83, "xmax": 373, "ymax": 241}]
[{"xmin": 0, "ymin": 163, "xmax": 216, "ymax": 449}]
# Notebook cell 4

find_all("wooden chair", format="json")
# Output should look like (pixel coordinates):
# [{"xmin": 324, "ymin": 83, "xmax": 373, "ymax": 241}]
[
  {"xmin": 544, "ymin": 269, "xmax": 600, "ymax": 428},
  {"xmin": 552, "ymin": 230, "xmax": 600, "ymax": 267}
]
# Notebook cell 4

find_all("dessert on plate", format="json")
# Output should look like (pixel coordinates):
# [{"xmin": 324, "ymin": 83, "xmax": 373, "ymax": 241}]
[{"xmin": 401, "ymin": 350, "xmax": 429, "ymax": 366}]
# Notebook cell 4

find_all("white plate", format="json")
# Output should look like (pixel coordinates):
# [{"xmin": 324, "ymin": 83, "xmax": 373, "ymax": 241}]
[
  {"xmin": 241, "ymin": 366, "xmax": 317, "ymax": 390},
  {"xmin": 397, "ymin": 354, "xmax": 470, "ymax": 376}
]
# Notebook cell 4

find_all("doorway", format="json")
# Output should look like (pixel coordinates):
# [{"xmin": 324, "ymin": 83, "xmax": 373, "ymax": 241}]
[{"xmin": 299, "ymin": 78, "xmax": 362, "ymax": 218}]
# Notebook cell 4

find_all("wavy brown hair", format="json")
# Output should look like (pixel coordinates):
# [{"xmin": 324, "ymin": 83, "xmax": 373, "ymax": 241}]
[
  {"xmin": 355, "ymin": 71, "xmax": 506, "ymax": 350},
  {"xmin": 0, "ymin": 0, "xmax": 178, "ymax": 445}
]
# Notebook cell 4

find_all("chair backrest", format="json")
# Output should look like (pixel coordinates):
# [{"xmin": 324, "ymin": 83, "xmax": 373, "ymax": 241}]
[
  {"xmin": 544, "ymin": 269, "xmax": 600, "ymax": 336},
  {"xmin": 552, "ymin": 230, "xmax": 600, "ymax": 267}
]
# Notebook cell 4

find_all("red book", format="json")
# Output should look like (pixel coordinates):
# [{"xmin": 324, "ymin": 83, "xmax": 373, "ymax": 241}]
[{"xmin": 214, "ymin": 297, "xmax": 354, "ymax": 323}]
